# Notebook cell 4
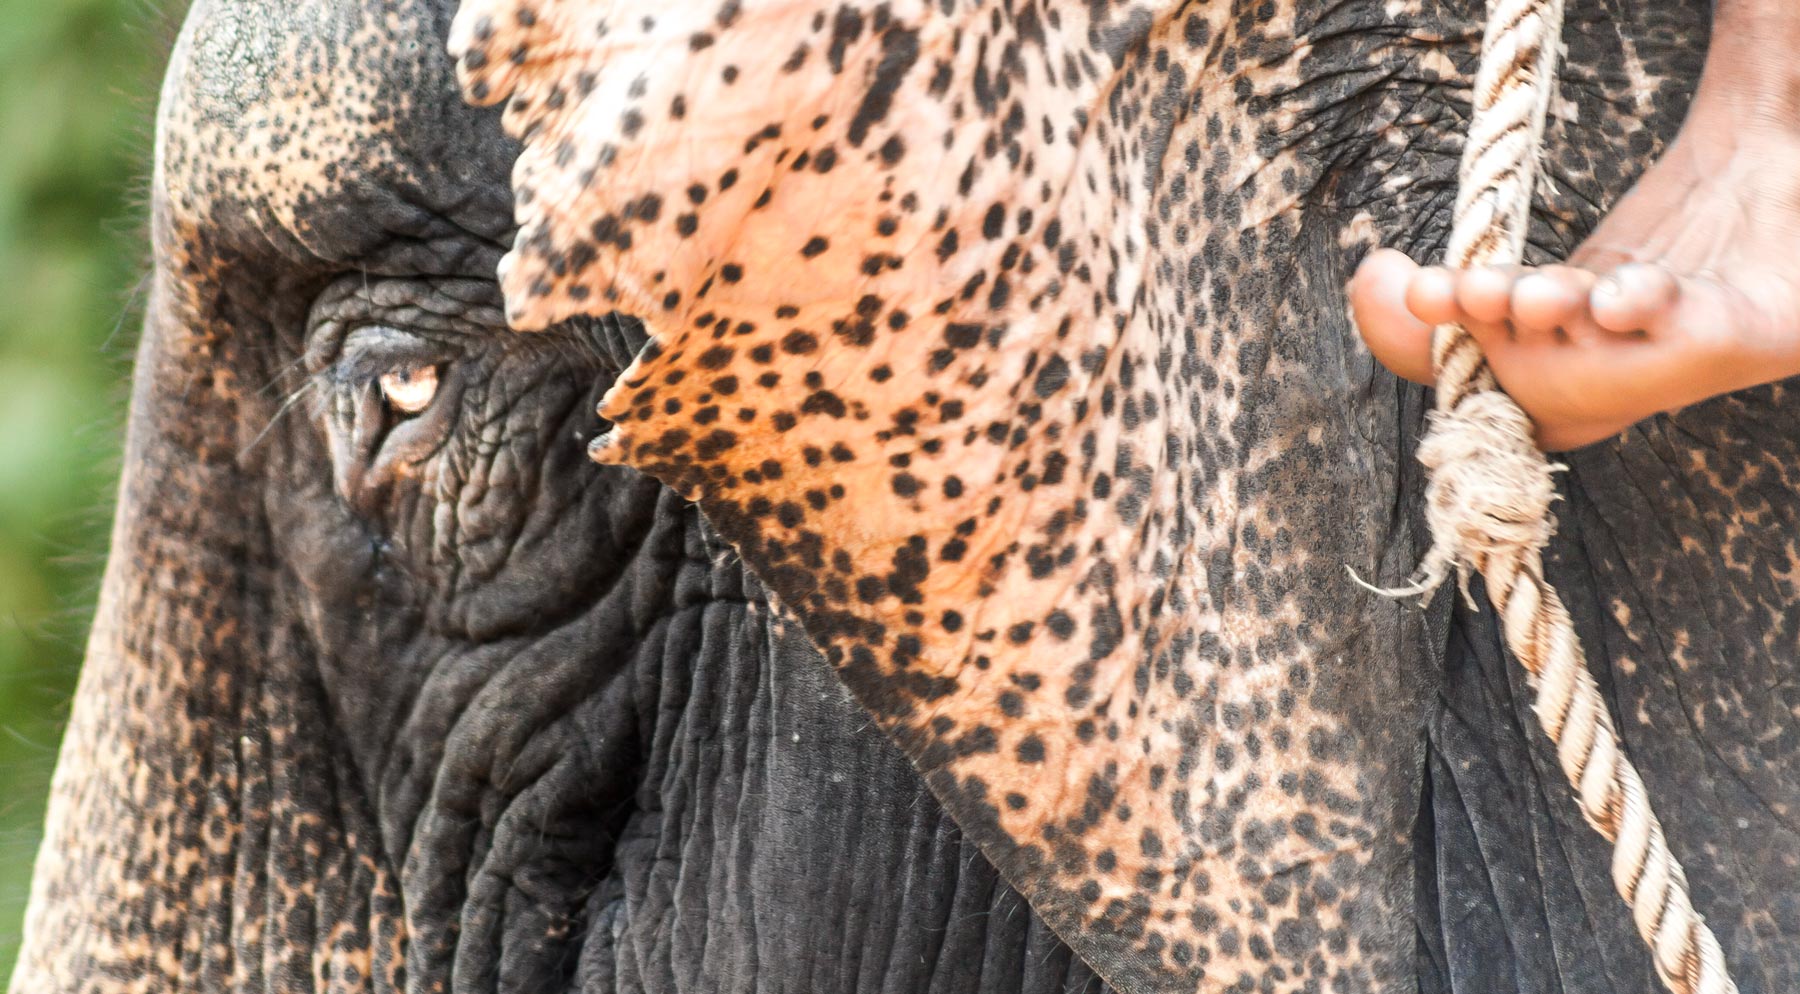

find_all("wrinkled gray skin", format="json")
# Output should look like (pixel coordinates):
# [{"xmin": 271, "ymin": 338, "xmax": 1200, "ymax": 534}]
[{"xmin": 10, "ymin": 1, "xmax": 1798, "ymax": 994}]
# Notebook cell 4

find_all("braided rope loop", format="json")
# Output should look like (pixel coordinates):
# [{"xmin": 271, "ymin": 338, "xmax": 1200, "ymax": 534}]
[{"xmin": 1406, "ymin": 3, "xmax": 1739, "ymax": 993}]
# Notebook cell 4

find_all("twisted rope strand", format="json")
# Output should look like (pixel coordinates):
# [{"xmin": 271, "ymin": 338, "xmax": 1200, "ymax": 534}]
[{"xmin": 1408, "ymin": 3, "xmax": 1738, "ymax": 992}]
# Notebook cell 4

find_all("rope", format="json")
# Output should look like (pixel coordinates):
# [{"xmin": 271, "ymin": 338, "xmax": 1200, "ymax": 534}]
[{"xmin": 1398, "ymin": 3, "xmax": 1739, "ymax": 992}]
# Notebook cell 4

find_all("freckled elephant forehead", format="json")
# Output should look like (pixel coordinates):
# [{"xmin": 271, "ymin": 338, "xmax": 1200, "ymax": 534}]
[{"xmin": 158, "ymin": 0, "xmax": 515, "ymax": 245}]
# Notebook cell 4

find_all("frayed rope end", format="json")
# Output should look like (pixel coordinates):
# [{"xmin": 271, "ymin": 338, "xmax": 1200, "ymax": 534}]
[{"xmin": 1350, "ymin": 391, "xmax": 1566, "ymax": 610}]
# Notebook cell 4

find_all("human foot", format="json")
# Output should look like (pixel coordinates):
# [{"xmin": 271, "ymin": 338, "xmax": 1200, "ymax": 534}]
[{"xmin": 1347, "ymin": 5, "xmax": 1800, "ymax": 451}]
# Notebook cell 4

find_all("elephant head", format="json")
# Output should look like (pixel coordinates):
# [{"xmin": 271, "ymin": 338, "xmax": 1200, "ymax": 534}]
[{"xmin": 15, "ymin": 1, "xmax": 1799, "ymax": 993}]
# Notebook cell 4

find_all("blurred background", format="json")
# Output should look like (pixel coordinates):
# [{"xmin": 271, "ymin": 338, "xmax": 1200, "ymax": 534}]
[{"xmin": 0, "ymin": 0, "xmax": 175, "ymax": 974}]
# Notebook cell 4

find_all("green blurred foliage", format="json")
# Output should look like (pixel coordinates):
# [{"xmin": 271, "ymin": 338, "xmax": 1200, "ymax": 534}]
[{"xmin": 0, "ymin": 0, "xmax": 176, "ymax": 974}]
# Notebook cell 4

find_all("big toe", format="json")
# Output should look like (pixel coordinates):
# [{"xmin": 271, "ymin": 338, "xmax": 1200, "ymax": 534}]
[{"xmin": 1349, "ymin": 248, "xmax": 1435, "ymax": 384}]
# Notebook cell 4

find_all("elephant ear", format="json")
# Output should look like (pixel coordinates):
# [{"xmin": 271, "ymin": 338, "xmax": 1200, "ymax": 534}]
[{"xmin": 453, "ymin": 1, "xmax": 1425, "ymax": 990}]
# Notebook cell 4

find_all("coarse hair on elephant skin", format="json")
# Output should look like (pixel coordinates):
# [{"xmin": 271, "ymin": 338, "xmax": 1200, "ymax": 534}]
[{"xmin": 12, "ymin": 2, "xmax": 1797, "ymax": 994}]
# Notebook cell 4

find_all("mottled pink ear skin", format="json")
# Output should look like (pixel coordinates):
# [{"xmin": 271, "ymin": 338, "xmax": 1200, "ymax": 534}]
[{"xmin": 449, "ymin": 1, "xmax": 1435, "ymax": 991}]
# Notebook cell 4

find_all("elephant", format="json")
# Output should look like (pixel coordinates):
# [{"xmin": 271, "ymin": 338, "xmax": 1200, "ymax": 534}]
[{"xmin": 14, "ymin": 0, "xmax": 1799, "ymax": 992}]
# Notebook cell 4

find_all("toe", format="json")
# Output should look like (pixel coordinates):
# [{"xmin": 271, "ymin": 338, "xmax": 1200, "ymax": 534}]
[
  {"xmin": 1590, "ymin": 263, "xmax": 1679, "ymax": 335},
  {"xmin": 1457, "ymin": 267, "xmax": 1518, "ymax": 325},
  {"xmin": 1405, "ymin": 266, "xmax": 1462, "ymax": 326},
  {"xmin": 1594, "ymin": 264, "xmax": 1800, "ymax": 388},
  {"xmin": 1512, "ymin": 266, "xmax": 1596, "ymax": 341},
  {"xmin": 1348, "ymin": 248, "xmax": 1435, "ymax": 384},
  {"xmin": 1462, "ymin": 318, "xmax": 1515, "ymax": 358}
]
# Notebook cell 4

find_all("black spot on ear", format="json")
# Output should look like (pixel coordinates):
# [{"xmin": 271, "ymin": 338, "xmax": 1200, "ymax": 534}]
[
  {"xmin": 847, "ymin": 25, "xmax": 920, "ymax": 145},
  {"xmin": 802, "ymin": 390, "xmax": 847, "ymax": 418},
  {"xmin": 1034, "ymin": 354, "xmax": 1070, "ymax": 397},
  {"xmin": 982, "ymin": 203, "xmax": 1005, "ymax": 239}
]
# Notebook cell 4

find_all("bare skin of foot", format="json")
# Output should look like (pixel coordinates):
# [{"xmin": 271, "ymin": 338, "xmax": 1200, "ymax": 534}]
[{"xmin": 1347, "ymin": 1, "xmax": 1800, "ymax": 451}]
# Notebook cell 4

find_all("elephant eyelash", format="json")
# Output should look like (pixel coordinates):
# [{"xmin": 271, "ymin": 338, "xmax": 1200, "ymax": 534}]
[{"xmin": 240, "ymin": 379, "xmax": 319, "ymax": 460}]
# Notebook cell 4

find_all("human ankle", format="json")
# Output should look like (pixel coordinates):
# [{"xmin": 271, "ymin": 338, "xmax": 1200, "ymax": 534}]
[
  {"xmin": 1713, "ymin": 0, "xmax": 1800, "ymax": 38},
  {"xmin": 1703, "ymin": 2, "xmax": 1800, "ymax": 129}
]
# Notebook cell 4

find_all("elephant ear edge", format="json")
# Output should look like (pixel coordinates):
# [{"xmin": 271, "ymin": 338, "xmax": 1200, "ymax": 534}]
[{"xmin": 451, "ymin": 1, "xmax": 1426, "ymax": 991}]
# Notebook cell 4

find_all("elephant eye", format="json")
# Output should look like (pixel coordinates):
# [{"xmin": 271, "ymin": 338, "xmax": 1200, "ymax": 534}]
[{"xmin": 378, "ymin": 364, "xmax": 441, "ymax": 415}]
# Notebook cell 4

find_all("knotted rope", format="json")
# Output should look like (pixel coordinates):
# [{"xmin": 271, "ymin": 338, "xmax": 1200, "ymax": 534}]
[{"xmin": 1398, "ymin": 3, "xmax": 1738, "ymax": 992}]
